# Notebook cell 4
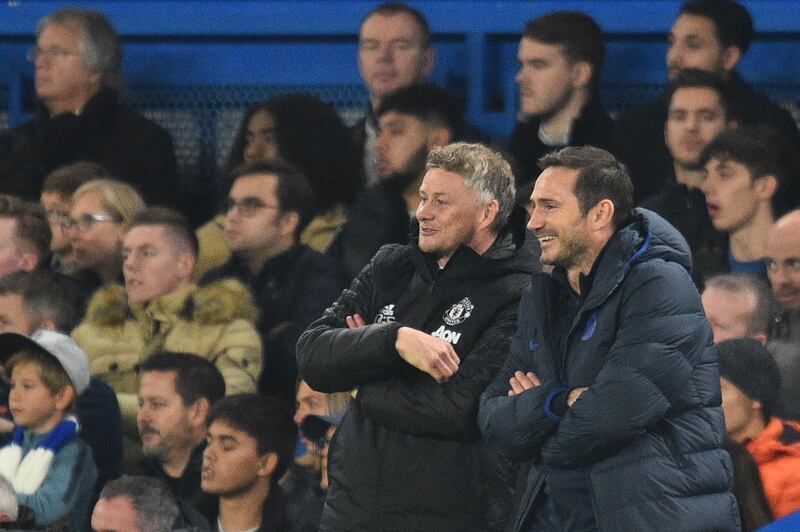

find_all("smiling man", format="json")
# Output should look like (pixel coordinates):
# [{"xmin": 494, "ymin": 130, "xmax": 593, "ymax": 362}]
[
  {"xmin": 479, "ymin": 146, "xmax": 737, "ymax": 531},
  {"xmin": 73, "ymin": 207, "xmax": 262, "ymax": 433},
  {"xmin": 298, "ymin": 142, "xmax": 536, "ymax": 531}
]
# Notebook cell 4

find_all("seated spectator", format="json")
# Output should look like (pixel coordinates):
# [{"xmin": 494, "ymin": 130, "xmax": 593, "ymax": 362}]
[
  {"xmin": 65, "ymin": 179, "xmax": 145, "ymax": 292},
  {"xmin": 0, "ymin": 270, "xmax": 122, "ymax": 494},
  {"xmin": 701, "ymin": 273, "xmax": 776, "ymax": 345},
  {"xmin": 328, "ymin": 83, "xmax": 465, "ymax": 280},
  {"xmin": 508, "ymin": 11, "xmax": 615, "ymax": 187},
  {"xmin": 72, "ymin": 207, "xmax": 261, "ymax": 431},
  {"xmin": 300, "ymin": 411, "xmax": 347, "ymax": 492},
  {"xmin": 699, "ymin": 126, "xmax": 798, "ymax": 281},
  {"xmin": 92, "ymin": 475, "xmax": 211, "ymax": 532},
  {"xmin": 201, "ymin": 161, "xmax": 344, "ymax": 404},
  {"xmin": 40, "ymin": 161, "xmax": 110, "ymax": 274},
  {"xmin": 0, "ymin": 330, "xmax": 97, "ymax": 529},
  {"xmin": 765, "ymin": 210, "xmax": 800, "ymax": 421},
  {"xmin": 202, "ymin": 394, "xmax": 295, "ymax": 532},
  {"xmin": 0, "ymin": 196, "xmax": 51, "ymax": 278},
  {"xmin": 137, "ymin": 352, "xmax": 224, "ymax": 517},
  {"xmin": 641, "ymin": 69, "xmax": 734, "ymax": 285},
  {"xmin": 615, "ymin": 0, "xmax": 799, "ymax": 203},
  {"xmin": 196, "ymin": 93, "xmax": 362, "ymax": 276},
  {"xmin": 718, "ymin": 338, "xmax": 800, "ymax": 519},
  {"xmin": 0, "ymin": 9, "xmax": 177, "ymax": 205}
]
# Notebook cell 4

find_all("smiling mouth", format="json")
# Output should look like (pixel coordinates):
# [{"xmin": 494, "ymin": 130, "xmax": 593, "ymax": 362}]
[{"xmin": 538, "ymin": 235, "xmax": 556, "ymax": 242}]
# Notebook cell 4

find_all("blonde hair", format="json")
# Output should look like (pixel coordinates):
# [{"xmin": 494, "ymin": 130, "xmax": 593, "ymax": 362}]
[{"xmin": 72, "ymin": 179, "xmax": 145, "ymax": 225}]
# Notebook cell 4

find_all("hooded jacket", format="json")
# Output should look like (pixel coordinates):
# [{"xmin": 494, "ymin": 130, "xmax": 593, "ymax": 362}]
[
  {"xmin": 479, "ymin": 208, "xmax": 739, "ymax": 531},
  {"xmin": 297, "ymin": 207, "xmax": 537, "ymax": 532},
  {"xmin": 747, "ymin": 418, "xmax": 800, "ymax": 519}
]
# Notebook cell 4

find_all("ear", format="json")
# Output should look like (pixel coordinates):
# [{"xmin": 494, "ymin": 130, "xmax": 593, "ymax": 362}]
[
  {"xmin": 751, "ymin": 398, "xmax": 763, "ymax": 416},
  {"xmin": 590, "ymin": 199, "xmax": 615, "ymax": 232},
  {"xmin": 176, "ymin": 252, "xmax": 196, "ymax": 280},
  {"xmin": 570, "ymin": 60, "xmax": 593, "ymax": 90},
  {"xmin": 479, "ymin": 199, "xmax": 500, "ymax": 232},
  {"xmin": 754, "ymin": 174, "xmax": 778, "ymax": 203},
  {"xmin": 721, "ymin": 46, "xmax": 742, "ymax": 72},
  {"xmin": 753, "ymin": 333, "xmax": 768, "ymax": 346},
  {"xmin": 257, "ymin": 452, "xmax": 279, "ymax": 478},
  {"xmin": 420, "ymin": 47, "xmax": 436, "ymax": 80},
  {"xmin": 17, "ymin": 252, "xmax": 39, "ymax": 272},
  {"xmin": 39, "ymin": 318, "xmax": 57, "ymax": 332},
  {"xmin": 425, "ymin": 126, "xmax": 452, "ymax": 149},
  {"xmin": 54, "ymin": 385, "xmax": 75, "ymax": 412},
  {"xmin": 188, "ymin": 397, "xmax": 211, "ymax": 427},
  {"xmin": 279, "ymin": 211, "xmax": 300, "ymax": 240}
]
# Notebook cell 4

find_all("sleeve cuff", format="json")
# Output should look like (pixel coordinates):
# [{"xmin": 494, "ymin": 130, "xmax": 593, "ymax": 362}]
[{"xmin": 544, "ymin": 386, "xmax": 569, "ymax": 421}]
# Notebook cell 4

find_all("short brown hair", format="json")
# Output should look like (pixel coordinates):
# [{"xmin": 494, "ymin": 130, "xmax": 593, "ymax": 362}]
[
  {"xmin": 5, "ymin": 350, "xmax": 73, "ymax": 408},
  {"xmin": 0, "ymin": 195, "xmax": 51, "ymax": 262},
  {"xmin": 130, "ymin": 207, "xmax": 198, "ymax": 257},
  {"xmin": 42, "ymin": 161, "xmax": 111, "ymax": 198}
]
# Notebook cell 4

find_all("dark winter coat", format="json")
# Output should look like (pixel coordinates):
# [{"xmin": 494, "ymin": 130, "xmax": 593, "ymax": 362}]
[
  {"xmin": 479, "ymin": 208, "xmax": 739, "ymax": 531},
  {"xmin": 0, "ymin": 87, "xmax": 177, "ymax": 205},
  {"xmin": 297, "ymin": 207, "xmax": 537, "ymax": 532}
]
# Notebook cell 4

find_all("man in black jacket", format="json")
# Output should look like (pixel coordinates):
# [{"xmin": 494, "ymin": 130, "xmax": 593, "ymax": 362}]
[
  {"xmin": 616, "ymin": 0, "xmax": 800, "ymax": 203},
  {"xmin": 297, "ymin": 142, "xmax": 537, "ymax": 531},
  {"xmin": 0, "ymin": 8, "xmax": 177, "ymax": 206},
  {"xmin": 479, "ymin": 146, "xmax": 738, "ymax": 530},
  {"xmin": 202, "ymin": 160, "xmax": 345, "ymax": 405},
  {"xmin": 508, "ymin": 11, "xmax": 615, "ymax": 187}
]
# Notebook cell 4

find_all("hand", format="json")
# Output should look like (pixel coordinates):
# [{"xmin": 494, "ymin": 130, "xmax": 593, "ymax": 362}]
[
  {"xmin": 394, "ymin": 327, "xmax": 460, "ymax": 383},
  {"xmin": 567, "ymin": 386, "xmax": 588, "ymax": 407},
  {"xmin": 508, "ymin": 371, "xmax": 540, "ymax": 396},
  {"xmin": 345, "ymin": 313, "xmax": 367, "ymax": 329}
]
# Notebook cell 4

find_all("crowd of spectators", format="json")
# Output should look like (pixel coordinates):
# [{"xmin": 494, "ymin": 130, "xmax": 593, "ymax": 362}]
[{"xmin": 0, "ymin": 0, "xmax": 798, "ymax": 530}]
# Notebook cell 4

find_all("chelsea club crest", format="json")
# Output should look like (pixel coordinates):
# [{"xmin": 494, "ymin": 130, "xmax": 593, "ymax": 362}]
[{"xmin": 443, "ymin": 298, "xmax": 474, "ymax": 326}]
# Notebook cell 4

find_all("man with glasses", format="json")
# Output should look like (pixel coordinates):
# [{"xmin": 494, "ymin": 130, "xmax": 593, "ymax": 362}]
[
  {"xmin": 0, "ymin": 8, "xmax": 177, "ymax": 207},
  {"xmin": 202, "ymin": 160, "xmax": 344, "ymax": 407}
]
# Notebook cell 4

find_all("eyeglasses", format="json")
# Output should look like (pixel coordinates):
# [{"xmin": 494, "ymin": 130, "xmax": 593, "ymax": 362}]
[
  {"xmin": 26, "ymin": 46, "xmax": 79, "ymax": 63},
  {"xmin": 60, "ymin": 213, "xmax": 120, "ymax": 233},
  {"xmin": 224, "ymin": 197, "xmax": 279, "ymax": 217},
  {"xmin": 45, "ymin": 209, "xmax": 70, "ymax": 223}
]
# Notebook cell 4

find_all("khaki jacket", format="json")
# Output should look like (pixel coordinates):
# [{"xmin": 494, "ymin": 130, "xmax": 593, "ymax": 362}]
[{"xmin": 73, "ymin": 279, "xmax": 262, "ymax": 422}]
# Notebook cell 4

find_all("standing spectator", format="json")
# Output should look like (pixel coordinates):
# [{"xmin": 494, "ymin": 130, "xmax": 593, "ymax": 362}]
[
  {"xmin": 479, "ymin": 146, "xmax": 737, "ymax": 531},
  {"xmin": 353, "ymin": 2, "xmax": 435, "ymax": 184},
  {"xmin": 201, "ymin": 394, "xmax": 295, "ymax": 532},
  {"xmin": 298, "ymin": 143, "xmax": 537, "ymax": 531},
  {"xmin": 508, "ymin": 11, "xmax": 615, "ymax": 187},
  {"xmin": 718, "ymin": 338, "xmax": 800, "ymax": 520},
  {"xmin": 0, "ymin": 8, "xmax": 177, "ymax": 205},
  {"xmin": 616, "ymin": 0, "xmax": 799, "ymax": 203},
  {"xmin": 40, "ymin": 161, "xmax": 110, "ymax": 274},
  {"xmin": 201, "ymin": 160, "xmax": 344, "ymax": 405},
  {"xmin": 0, "ymin": 330, "xmax": 97, "ymax": 530}
]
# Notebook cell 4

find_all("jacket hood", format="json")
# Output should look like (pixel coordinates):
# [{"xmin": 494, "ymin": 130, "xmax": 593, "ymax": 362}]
[
  {"xmin": 582, "ymin": 208, "xmax": 692, "ymax": 309},
  {"xmin": 410, "ymin": 204, "xmax": 539, "ymax": 281},
  {"xmin": 747, "ymin": 418, "xmax": 800, "ymax": 465}
]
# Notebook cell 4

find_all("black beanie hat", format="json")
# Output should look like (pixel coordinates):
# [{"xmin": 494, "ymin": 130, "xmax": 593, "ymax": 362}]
[{"xmin": 717, "ymin": 338, "xmax": 781, "ymax": 417}]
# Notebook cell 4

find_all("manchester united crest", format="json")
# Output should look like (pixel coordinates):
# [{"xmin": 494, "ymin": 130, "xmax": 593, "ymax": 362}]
[{"xmin": 443, "ymin": 298, "xmax": 474, "ymax": 326}]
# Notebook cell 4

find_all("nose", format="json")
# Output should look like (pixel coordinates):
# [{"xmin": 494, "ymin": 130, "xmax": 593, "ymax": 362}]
[
  {"xmin": 202, "ymin": 444, "xmax": 215, "ymax": 464},
  {"xmin": 416, "ymin": 200, "xmax": 433, "ymax": 222},
  {"xmin": 243, "ymin": 140, "xmax": 266, "ymax": 163},
  {"xmin": 377, "ymin": 42, "xmax": 393, "ymax": 62},
  {"xmin": 527, "ymin": 206, "xmax": 544, "ymax": 232},
  {"xmin": 666, "ymin": 44, "xmax": 682, "ymax": 68}
]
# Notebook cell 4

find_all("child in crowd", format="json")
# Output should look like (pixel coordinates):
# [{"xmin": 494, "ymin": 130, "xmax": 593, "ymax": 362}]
[{"xmin": 0, "ymin": 330, "xmax": 97, "ymax": 530}]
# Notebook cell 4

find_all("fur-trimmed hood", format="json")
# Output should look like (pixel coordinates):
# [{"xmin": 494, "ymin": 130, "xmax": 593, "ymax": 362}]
[{"xmin": 83, "ymin": 279, "xmax": 259, "ymax": 328}]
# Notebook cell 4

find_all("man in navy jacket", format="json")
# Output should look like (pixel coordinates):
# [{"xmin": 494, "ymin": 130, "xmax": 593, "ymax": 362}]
[{"xmin": 479, "ymin": 146, "xmax": 739, "ymax": 531}]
